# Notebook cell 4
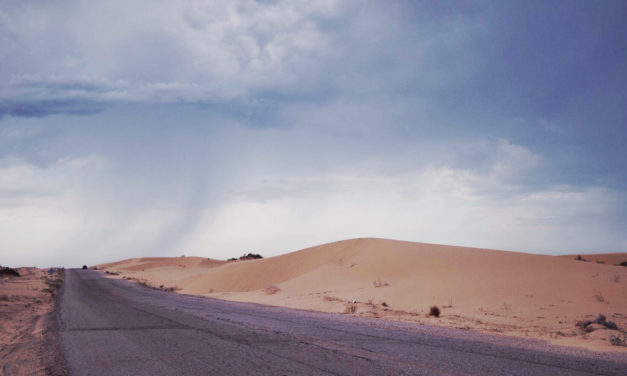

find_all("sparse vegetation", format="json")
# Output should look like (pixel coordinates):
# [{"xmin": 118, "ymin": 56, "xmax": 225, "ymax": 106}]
[
  {"xmin": 105, "ymin": 270, "xmax": 119, "ymax": 276},
  {"xmin": 323, "ymin": 296, "xmax": 343, "ymax": 302},
  {"xmin": 611, "ymin": 274, "xmax": 621, "ymax": 283},
  {"xmin": 576, "ymin": 314, "xmax": 619, "ymax": 332},
  {"xmin": 595, "ymin": 260, "xmax": 605, "ymax": 264},
  {"xmin": 372, "ymin": 280, "xmax": 389, "ymax": 288},
  {"xmin": 228, "ymin": 253, "xmax": 264, "ymax": 261},
  {"xmin": 0, "ymin": 266, "xmax": 20, "ymax": 277},
  {"xmin": 593, "ymin": 291, "xmax": 606, "ymax": 303},
  {"xmin": 381, "ymin": 302, "xmax": 389, "ymax": 307},
  {"xmin": 574, "ymin": 255, "xmax": 589, "ymax": 262},
  {"xmin": 241, "ymin": 253, "xmax": 263, "ymax": 260},
  {"xmin": 619, "ymin": 261, "xmax": 627, "ymax": 267},
  {"xmin": 344, "ymin": 302, "xmax": 358, "ymax": 314},
  {"xmin": 263, "ymin": 285, "xmax": 280, "ymax": 295},
  {"xmin": 609, "ymin": 333, "xmax": 627, "ymax": 347},
  {"xmin": 42, "ymin": 278, "xmax": 63, "ymax": 296},
  {"xmin": 429, "ymin": 305, "xmax": 441, "ymax": 318}
]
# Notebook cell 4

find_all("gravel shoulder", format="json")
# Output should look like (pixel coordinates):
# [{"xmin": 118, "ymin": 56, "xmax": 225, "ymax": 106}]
[{"xmin": 0, "ymin": 267, "xmax": 64, "ymax": 376}]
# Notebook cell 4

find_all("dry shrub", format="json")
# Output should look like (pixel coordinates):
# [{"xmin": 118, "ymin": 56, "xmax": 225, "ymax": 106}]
[
  {"xmin": 105, "ymin": 270, "xmax": 120, "ymax": 276},
  {"xmin": 593, "ymin": 291, "xmax": 605, "ymax": 302},
  {"xmin": 610, "ymin": 333, "xmax": 627, "ymax": 347},
  {"xmin": 577, "ymin": 313, "xmax": 619, "ymax": 332},
  {"xmin": 344, "ymin": 302, "xmax": 358, "ymax": 314},
  {"xmin": 443, "ymin": 298, "xmax": 453, "ymax": 308},
  {"xmin": 0, "ymin": 266, "xmax": 20, "ymax": 277},
  {"xmin": 381, "ymin": 302, "xmax": 389, "ymax": 307},
  {"xmin": 429, "ymin": 305, "xmax": 440, "ymax": 318},
  {"xmin": 264, "ymin": 285, "xmax": 280, "ymax": 295},
  {"xmin": 372, "ymin": 280, "xmax": 389, "ymax": 288},
  {"xmin": 611, "ymin": 275, "xmax": 621, "ymax": 283}
]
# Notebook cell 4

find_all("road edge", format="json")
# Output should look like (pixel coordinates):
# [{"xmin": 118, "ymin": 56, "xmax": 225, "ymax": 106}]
[{"xmin": 43, "ymin": 269, "xmax": 69, "ymax": 376}]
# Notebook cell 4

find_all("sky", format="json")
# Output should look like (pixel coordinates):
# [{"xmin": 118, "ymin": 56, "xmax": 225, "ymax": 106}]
[{"xmin": 1, "ymin": 0, "xmax": 626, "ymax": 267}]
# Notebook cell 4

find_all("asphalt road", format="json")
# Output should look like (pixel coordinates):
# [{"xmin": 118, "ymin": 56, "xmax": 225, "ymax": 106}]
[{"xmin": 58, "ymin": 269, "xmax": 627, "ymax": 375}]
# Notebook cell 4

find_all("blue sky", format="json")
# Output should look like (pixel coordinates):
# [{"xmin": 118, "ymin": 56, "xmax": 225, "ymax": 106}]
[{"xmin": 1, "ymin": 0, "xmax": 626, "ymax": 267}]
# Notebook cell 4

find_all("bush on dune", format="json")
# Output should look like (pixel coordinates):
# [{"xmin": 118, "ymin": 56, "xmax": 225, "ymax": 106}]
[
  {"xmin": 0, "ymin": 266, "xmax": 20, "ymax": 277},
  {"xmin": 429, "ymin": 305, "xmax": 441, "ymax": 318}
]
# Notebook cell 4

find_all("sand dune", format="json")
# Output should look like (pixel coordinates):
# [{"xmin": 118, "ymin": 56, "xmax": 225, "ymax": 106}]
[
  {"xmin": 97, "ymin": 238, "xmax": 627, "ymax": 352},
  {"xmin": 558, "ymin": 253, "xmax": 627, "ymax": 266}
]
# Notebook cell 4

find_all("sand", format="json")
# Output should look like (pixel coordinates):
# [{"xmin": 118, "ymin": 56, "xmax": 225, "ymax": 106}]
[
  {"xmin": 0, "ymin": 267, "xmax": 62, "ymax": 376},
  {"xmin": 97, "ymin": 238, "xmax": 627, "ymax": 352}
]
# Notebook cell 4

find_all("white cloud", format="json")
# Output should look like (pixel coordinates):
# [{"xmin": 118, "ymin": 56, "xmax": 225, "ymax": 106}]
[
  {"xmin": 0, "ymin": 155, "xmax": 181, "ymax": 266},
  {"xmin": 179, "ymin": 141, "xmax": 624, "ymax": 258}
]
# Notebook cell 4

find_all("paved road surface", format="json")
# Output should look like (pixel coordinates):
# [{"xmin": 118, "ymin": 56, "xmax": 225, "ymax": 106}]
[{"xmin": 58, "ymin": 269, "xmax": 627, "ymax": 375}]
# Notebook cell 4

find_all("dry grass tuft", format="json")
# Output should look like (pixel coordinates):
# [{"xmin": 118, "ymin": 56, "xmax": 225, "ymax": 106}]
[
  {"xmin": 323, "ymin": 295, "xmax": 343, "ymax": 302},
  {"xmin": 344, "ymin": 302, "xmax": 358, "ymax": 314},
  {"xmin": 372, "ymin": 280, "xmax": 389, "ymax": 288},
  {"xmin": 593, "ymin": 291, "xmax": 606, "ymax": 303},
  {"xmin": 264, "ymin": 285, "xmax": 280, "ymax": 295}
]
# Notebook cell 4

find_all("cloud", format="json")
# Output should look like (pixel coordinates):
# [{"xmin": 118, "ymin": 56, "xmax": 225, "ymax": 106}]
[
  {"xmin": 0, "ymin": 0, "xmax": 349, "ymax": 117},
  {"xmin": 1, "ymin": 1, "xmax": 625, "ymax": 267},
  {"xmin": 0, "ymin": 154, "xmax": 196, "ymax": 266},
  {"xmin": 0, "ymin": 1, "xmax": 487, "ymax": 120},
  {"xmin": 179, "ymin": 140, "xmax": 625, "ymax": 257}
]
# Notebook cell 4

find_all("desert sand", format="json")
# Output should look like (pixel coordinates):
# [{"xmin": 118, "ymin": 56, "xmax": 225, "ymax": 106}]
[
  {"xmin": 0, "ymin": 267, "xmax": 62, "ymax": 375},
  {"xmin": 97, "ymin": 238, "xmax": 627, "ymax": 352}
]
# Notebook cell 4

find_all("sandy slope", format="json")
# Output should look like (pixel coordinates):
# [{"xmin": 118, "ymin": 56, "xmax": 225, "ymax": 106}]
[
  {"xmin": 97, "ymin": 238, "xmax": 627, "ymax": 352},
  {"xmin": 0, "ymin": 267, "xmax": 62, "ymax": 376}
]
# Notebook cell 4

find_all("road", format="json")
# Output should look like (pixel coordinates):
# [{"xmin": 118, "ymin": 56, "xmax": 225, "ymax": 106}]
[{"xmin": 58, "ymin": 269, "xmax": 627, "ymax": 375}]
